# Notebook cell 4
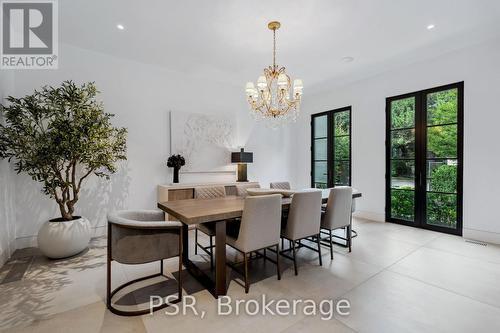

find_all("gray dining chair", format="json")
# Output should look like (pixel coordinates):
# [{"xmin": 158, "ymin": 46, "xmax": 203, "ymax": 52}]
[
  {"xmin": 281, "ymin": 190, "xmax": 323, "ymax": 275},
  {"xmin": 194, "ymin": 186, "xmax": 226, "ymax": 269},
  {"xmin": 107, "ymin": 210, "xmax": 182, "ymax": 316},
  {"xmin": 236, "ymin": 183, "xmax": 260, "ymax": 197},
  {"xmin": 226, "ymin": 194, "xmax": 282, "ymax": 293},
  {"xmin": 270, "ymin": 181, "xmax": 291, "ymax": 190},
  {"xmin": 321, "ymin": 187, "xmax": 353, "ymax": 259},
  {"xmin": 321, "ymin": 188, "xmax": 358, "ymax": 241}
]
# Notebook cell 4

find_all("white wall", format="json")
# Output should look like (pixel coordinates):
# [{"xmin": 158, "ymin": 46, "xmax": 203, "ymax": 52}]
[
  {"xmin": 0, "ymin": 71, "xmax": 17, "ymax": 265},
  {"xmin": 6, "ymin": 36, "xmax": 499, "ymax": 254},
  {"xmin": 291, "ymin": 37, "xmax": 500, "ymax": 243},
  {"xmin": 7, "ymin": 43, "xmax": 292, "ymax": 249}
]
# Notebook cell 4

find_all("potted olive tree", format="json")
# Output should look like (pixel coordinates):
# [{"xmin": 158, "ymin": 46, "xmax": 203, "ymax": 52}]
[{"xmin": 0, "ymin": 81, "xmax": 127, "ymax": 259}]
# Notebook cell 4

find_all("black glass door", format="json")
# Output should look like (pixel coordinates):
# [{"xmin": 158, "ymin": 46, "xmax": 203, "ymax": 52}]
[{"xmin": 386, "ymin": 82, "xmax": 463, "ymax": 235}]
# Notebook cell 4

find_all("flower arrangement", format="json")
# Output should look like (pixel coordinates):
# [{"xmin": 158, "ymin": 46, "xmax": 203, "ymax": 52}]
[{"xmin": 167, "ymin": 154, "xmax": 185, "ymax": 169}]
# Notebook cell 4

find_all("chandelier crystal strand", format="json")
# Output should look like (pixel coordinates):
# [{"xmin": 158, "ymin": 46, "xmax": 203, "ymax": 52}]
[{"xmin": 245, "ymin": 21, "xmax": 303, "ymax": 128}]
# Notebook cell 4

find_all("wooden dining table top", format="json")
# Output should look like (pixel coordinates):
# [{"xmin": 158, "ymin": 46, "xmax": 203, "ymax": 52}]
[{"xmin": 158, "ymin": 188, "xmax": 361, "ymax": 225}]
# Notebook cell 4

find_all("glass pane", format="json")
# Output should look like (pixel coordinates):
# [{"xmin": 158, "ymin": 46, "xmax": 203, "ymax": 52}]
[
  {"xmin": 334, "ymin": 111, "xmax": 350, "ymax": 136},
  {"xmin": 314, "ymin": 138, "xmax": 327, "ymax": 161},
  {"xmin": 427, "ymin": 125, "xmax": 457, "ymax": 158},
  {"xmin": 334, "ymin": 136, "xmax": 350, "ymax": 160},
  {"xmin": 427, "ymin": 88, "xmax": 458, "ymax": 126},
  {"xmin": 391, "ymin": 160, "xmax": 415, "ymax": 189},
  {"xmin": 314, "ymin": 162, "xmax": 327, "ymax": 184},
  {"xmin": 334, "ymin": 160, "xmax": 350, "ymax": 185},
  {"xmin": 313, "ymin": 183, "xmax": 327, "ymax": 189},
  {"xmin": 390, "ymin": 189, "xmax": 414, "ymax": 221},
  {"xmin": 427, "ymin": 159, "xmax": 447, "ymax": 179},
  {"xmin": 427, "ymin": 193, "xmax": 457, "ymax": 228},
  {"xmin": 425, "ymin": 88, "xmax": 459, "ymax": 230},
  {"xmin": 427, "ymin": 160, "xmax": 457, "ymax": 193},
  {"xmin": 391, "ymin": 129, "xmax": 415, "ymax": 158},
  {"xmin": 391, "ymin": 97, "xmax": 415, "ymax": 129},
  {"xmin": 314, "ymin": 115, "xmax": 327, "ymax": 138}
]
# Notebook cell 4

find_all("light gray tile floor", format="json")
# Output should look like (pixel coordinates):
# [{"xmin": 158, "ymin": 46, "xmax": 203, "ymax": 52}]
[{"xmin": 1, "ymin": 218, "xmax": 500, "ymax": 332}]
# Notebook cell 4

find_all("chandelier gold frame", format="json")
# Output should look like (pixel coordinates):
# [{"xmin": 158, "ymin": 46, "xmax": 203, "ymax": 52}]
[{"xmin": 245, "ymin": 21, "xmax": 303, "ymax": 125}]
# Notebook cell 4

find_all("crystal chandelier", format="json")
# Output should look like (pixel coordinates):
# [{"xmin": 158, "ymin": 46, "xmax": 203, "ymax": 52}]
[{"xmin": 245, "ymin": 21, "xmax": 303, "ymax": 127}]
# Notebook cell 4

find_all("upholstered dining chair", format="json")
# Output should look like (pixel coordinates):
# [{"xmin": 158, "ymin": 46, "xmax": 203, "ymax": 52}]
[
  {"xmin": 321, "ymin": 187, "xmax": 353, "ymax": 259},
  {"xmin": 281, "ymin": 190, "xmax": 323, "ymax": 275},
  {"xmin": 107, "ymin": 210, "xmax": 182, "ymax": 316},
  {"xmin": 236, "ymin": 183, "xmax": 260, "ymax": 197},
  {"xmin": 226, "ymin": 194, "xmax": 282, "ymax": 293},
  {"xmin": 321, "ymin": 188, "xmax": 358, "ymax": 243},
  {"xmin": 270, "ymin": 181, "xmax": 291, "ymax": 190},
  {"xmin": 194, "ymin": 186, "xmax": 226, "ymax": 269}
]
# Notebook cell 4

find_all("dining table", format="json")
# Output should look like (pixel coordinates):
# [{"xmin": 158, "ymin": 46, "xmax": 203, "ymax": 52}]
[{"xmin": 157, "ymin": 188, "xmax": 361, "ymax": 298}]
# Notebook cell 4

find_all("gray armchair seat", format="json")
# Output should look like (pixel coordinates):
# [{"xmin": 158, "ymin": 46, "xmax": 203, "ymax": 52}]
[{"xmin": 107, "ymin": 210, "xmax": 182, "ymax": 316}]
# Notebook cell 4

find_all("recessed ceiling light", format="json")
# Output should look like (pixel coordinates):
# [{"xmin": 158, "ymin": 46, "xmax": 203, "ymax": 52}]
[
  {"xmin": 116, "ymin": 24, "xmax": 125, "ymax": 30},
  {"xmin": 341, "ymin": 56, "xmax": 354, "ymax": 63},
  {"xmin": 427, "ymin": 24, "xmax": 435, "ymax": 30}
]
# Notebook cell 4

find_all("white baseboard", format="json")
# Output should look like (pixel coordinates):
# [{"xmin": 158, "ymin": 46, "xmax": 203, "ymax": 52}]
[
  {"xmin": 352, "ymin": 213, "xmax": 500, "ymax": 246},
  {"xmin": 463, "ymin": 228, "xmax": 500, "ymax": 246},
  {"xmin": 16, "ymin": 218, "xmax": 499, "ymax": 252},
  {"xmin": 0, "ymin": 250, "xmax": 8, "ymax": 267},
  {"xmin": 353, "ymin": 210, "xmax": 385, "ymax": 222},
  {"xmin": 15, "ymin": 235, "xmax": 38, "ymax": 250},
  {"xmin": 1, "ymin": 237, "xmax": 17, "ymax": 267}
]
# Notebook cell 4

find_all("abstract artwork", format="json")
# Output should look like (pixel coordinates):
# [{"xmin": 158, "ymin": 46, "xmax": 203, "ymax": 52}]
[{"xmin": 170, "ymin": 112, "xmax": 236, "ymax": 174}]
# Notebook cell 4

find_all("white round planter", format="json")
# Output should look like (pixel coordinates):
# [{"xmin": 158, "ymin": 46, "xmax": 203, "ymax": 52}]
[{"xmin": 37, "ymin": 216, "xmax": 92, "ymax": 259}]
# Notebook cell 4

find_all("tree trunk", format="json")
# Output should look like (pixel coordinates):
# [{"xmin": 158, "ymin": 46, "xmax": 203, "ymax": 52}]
[
  {"xmin": 58, "ymin": 202, "xmax": 73, "ymax": 221},
  {"xmin": 66, "ymin": 201, "xmax": 75, "ymax": 218}
]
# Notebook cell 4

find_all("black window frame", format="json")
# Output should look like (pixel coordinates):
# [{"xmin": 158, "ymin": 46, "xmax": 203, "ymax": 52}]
[{"xmin": 311, "ymin": 106, "xmax": 352, "ymax": 188}]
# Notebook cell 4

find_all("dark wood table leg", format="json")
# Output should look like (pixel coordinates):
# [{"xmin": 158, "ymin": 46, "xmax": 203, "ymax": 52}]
[
  {"xmin": 215, "ymin": 220, "xmax": 227, "ymax": 297},
  {"xmin": 182, "ymin": 223, "xmax": 189, "ymax": 263},
  {"xmin": 177, "ymin": 221, "xmax": 225, "ymax": 299}
]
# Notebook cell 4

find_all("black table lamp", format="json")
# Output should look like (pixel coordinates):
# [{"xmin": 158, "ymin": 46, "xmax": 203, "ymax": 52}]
[{"xmin": 231, "ymin": 148, "xmax": 253, "ymax": 182}]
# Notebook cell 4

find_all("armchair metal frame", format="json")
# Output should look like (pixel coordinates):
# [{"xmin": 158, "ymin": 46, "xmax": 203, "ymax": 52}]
[{"xmin": 106, "ymin": 222, "xmax": 183, "ymax": 316}]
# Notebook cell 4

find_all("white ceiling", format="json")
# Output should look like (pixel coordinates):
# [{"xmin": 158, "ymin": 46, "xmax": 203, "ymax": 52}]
[{"xmin": 60, "ymin": 0, "xmax": 500, "ymax": 93}]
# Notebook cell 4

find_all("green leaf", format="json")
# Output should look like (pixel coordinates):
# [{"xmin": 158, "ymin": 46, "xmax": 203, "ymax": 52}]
[{"xmin": 0, "ymin": 81, "xmax": 127, "ymax": 220}]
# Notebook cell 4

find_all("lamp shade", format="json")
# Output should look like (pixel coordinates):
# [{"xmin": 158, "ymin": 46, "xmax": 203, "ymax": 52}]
[
  {"xmin": 231, "ymin": 148, "xmax": 253, "ymax": 163},
  {"xmin": 277, "ymin": 73, "xmax": 288, "ymax": 89},
  {"xmin": 257, "ymin": 76, "xmax": 267, "ymax": 90}
]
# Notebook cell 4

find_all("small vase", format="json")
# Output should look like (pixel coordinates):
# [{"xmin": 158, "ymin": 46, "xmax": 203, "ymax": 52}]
[{"xmin": 173, "ymin": 167, "xmax": 180, "ymax": 183}]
